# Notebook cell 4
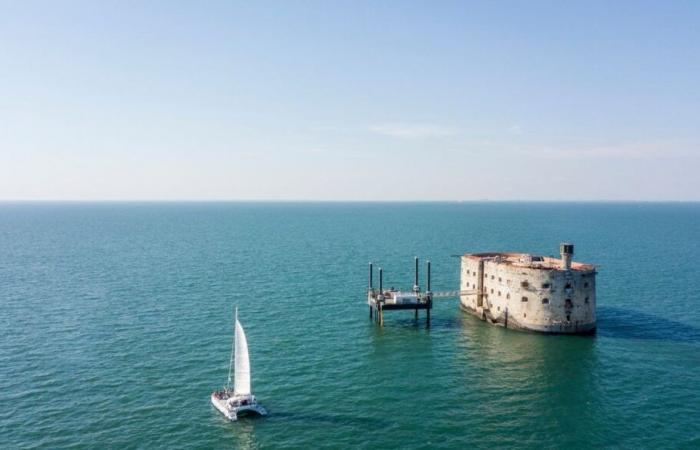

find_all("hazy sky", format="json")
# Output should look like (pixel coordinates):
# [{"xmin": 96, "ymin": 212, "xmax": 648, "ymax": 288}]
[{"xmin": 1, "ymin": 1, "xmax": 699, "ymax": 200}]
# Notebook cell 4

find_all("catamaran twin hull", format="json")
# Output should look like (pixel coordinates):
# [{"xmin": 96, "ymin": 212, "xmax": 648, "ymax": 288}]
[{"xmin": 211, "ymin": 392, "xmax": 267, "ymax": 421}]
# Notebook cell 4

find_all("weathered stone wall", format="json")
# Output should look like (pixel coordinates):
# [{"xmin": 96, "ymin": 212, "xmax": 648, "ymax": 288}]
[{"xmin": 460, "ymin": 255, "xmax": 596, "ymax": 334}]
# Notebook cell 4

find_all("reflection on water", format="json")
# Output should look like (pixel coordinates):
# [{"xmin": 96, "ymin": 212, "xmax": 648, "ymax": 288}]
[
  {"xmin": 452, "ymin": 313, "xmax": 602, "ymax": 447},
  {"xmin": 378, "ymin": 314, "xmax": 465, "ymax": 330},
  {"xmin": 597, "ymin": 306, "xmax": 700, "ymax": 342},
  {"xmin": 224, "ymin": 415, "xmax": 259, "ymax": 450}
]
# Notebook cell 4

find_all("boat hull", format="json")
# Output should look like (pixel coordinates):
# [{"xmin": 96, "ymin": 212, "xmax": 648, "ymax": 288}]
[{"xmin": 211, "ymin": 393, "xmax": 267, "ymax": 421}]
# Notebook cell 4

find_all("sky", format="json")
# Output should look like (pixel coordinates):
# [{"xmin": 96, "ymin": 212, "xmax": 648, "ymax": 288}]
[{"xmin": 1, "ymin": 0, "xmax": 699, "ymax": 201}]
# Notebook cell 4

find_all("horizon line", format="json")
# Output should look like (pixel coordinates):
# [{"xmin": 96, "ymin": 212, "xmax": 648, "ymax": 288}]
[{"xmin": 1, "ymin": 199, "xmax": 699, "ymax": 204}]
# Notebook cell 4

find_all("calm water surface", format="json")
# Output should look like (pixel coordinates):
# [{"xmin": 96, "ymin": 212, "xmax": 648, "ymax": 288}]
[{"xmin": 1, "ymin": 202, "xmax": 699, "ymax": 449}]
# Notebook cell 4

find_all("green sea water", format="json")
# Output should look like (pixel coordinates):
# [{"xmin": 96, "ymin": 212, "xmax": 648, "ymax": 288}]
[{"xmin": 1, "ymin": 202, "xmax": 699, "ymax": 449}]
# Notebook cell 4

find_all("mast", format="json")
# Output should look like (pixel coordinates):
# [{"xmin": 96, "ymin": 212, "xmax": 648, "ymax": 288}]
[{"xmin": 227, "ymin": 306, "xmax": 237, "ymax": 388}]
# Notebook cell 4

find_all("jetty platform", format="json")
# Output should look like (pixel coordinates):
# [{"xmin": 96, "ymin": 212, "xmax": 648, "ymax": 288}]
[{"xmin": 367, "ymin": 258, "xmax": 473, "ymax": 327}]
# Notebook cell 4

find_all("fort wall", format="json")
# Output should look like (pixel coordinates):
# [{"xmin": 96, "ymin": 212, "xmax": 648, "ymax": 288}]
[{"xmin": 459, "ymin": 245, "xmax": 596, "ymax": 334}]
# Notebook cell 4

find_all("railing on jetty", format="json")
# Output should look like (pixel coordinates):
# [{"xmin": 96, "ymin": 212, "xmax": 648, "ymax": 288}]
[{"xmin": 431, "ymin": 290, "xmax": 476, "ymax": 298}]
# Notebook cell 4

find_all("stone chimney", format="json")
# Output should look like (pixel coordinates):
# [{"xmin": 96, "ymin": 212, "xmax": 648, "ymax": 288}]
[{"xmin": 560, "ymin": 243, "xmax": 574, "ymax": 270}]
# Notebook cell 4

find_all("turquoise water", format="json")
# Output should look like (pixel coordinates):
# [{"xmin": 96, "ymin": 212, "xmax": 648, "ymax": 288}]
[{"xmin": 1, "ymin": 202, "xmax": 699, "ymax": 449}]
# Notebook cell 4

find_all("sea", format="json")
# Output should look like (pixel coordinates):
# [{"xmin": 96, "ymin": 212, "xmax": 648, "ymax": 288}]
[{"xmin": 1, "ymin": 202, "xmax": 699, "ymax": 449}]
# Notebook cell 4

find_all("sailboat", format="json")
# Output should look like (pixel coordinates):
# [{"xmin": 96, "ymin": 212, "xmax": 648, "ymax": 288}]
[{"xmin": 211, "ymin": 308, "xmax": 267, "ymax": 421}]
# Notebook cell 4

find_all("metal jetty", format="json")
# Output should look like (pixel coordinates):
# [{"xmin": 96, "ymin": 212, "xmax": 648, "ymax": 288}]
[{"xmin": 367, "ymin": 257, "xmax": 476, "ymax": 327}]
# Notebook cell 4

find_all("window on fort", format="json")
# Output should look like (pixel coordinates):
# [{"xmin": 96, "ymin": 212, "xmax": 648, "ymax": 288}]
[
  {"xmin": 491, "ymin": 275, "xmax": 495, "ymax": 280},
  {"xmin": 521, "ymin": 281, "xmax": 529, "ymax": 288},
  {"xmin": 490, "ymin": 289, "xmax": 494, "ymax": 294},
  {"xmin": 565, "ymin": 282, "xmax": 572, "ymax": 289},
  {"xmin": 565, "ymin": 299, "xmax": 573, "ymax": 308},
  {"xmin": 584, "ymin": 282, "xmax": 589, "ymax": 288},
  {"xmin": 542, "ymin": 283, "xmax": 550, "ymax": 289},
  {"xmin": 542, "ymin": 298, "xmax": 549, "ymax": 304},
  {"xmin": 521, "ymin": 296, "xmax": 528, "ymax": 302},
  {"xmin": 498, "ymin": 277, "xmax": 502, "ymax": 282},
  {"xmin": 566, "ymin": 314, "xmax": 571, "ymax": 321},
  {"xmin": 585, "ymin": 297, "xmax": 589, "ymax": 304},
  {"xmin": 498, "ymin": 291, "xmax": 501, "ymax": 297},
  {"xmin": 506, "ymin": 293, "xmax": 510, "ymax": 299},
  {"xmin": 466, "ymin": 270, "xmax": 470, "ymax": 275}
]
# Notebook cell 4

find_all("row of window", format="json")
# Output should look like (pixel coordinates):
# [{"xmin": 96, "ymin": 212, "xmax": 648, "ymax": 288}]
[
  {"xmin": 488, "ymin": 288, "xmax": 511, "ymax": 299},
  {"xmin": 479, "ymin": 292, "xmax": 590, "ymax": 305},
  {"xmin": 464, "ymin": 270, "xmax": 590, "ymax": 290},
  {"xmin": 474, "ymin": 296, "xmax": 590, "ymax": 311},
  {"xmin": 530, "ymin": 297, "xmax": 590, "ymax": 305},
  {"xmin": 465, "ymin": 269, "xmax": 507, "ymax": 283}
]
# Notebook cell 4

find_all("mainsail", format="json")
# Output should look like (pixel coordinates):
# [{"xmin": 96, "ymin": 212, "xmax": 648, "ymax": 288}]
[{"xmin": 233, "ymin": 316, "xmax": 251, "ymax": 395}]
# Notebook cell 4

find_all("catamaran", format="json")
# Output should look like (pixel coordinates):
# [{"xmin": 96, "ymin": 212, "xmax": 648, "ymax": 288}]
[{"xmin": 211, "ymin": 309, "xmax": 267, "ymax": 421}]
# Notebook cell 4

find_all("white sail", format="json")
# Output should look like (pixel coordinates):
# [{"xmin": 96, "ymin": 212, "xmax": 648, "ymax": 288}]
[{"xmin": 234, "ymin": 318, "xmax": 251, "ymax": 395}]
